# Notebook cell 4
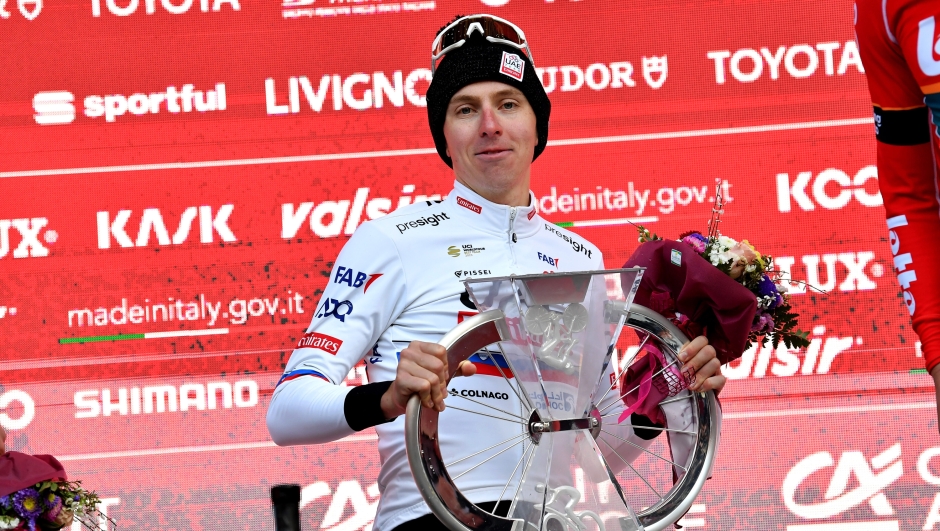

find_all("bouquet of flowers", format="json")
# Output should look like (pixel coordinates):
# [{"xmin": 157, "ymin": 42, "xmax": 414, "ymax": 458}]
[
  {"xmin": 0, "ymin": 479, "xmax": 108, "ymax": 531},
  {"xmin": 633, "ymin": 185, "xmax": 810, "ymax": 351}
]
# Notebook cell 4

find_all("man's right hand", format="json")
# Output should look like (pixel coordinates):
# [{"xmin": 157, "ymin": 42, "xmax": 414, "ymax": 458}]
[
  {"xmin": 380, "ymin": 341, "xmax": 476, "ymax": 418},
  {"xmin": 0, "ymin": 424, "xmax": 6, "ymax": 454}
]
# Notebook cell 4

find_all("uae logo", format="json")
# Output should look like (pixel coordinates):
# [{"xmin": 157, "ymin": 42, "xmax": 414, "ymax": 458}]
[
  {"xmin": 17, "ymin": 0, "xmax": 40, "ymax": 20},
  {"xmin": 500, "ymin": 51, "xmax": 525, "ymax": 82},
  {"xmin": 642, "ymin": 56, "xmax": 668, "ymax": 89}
]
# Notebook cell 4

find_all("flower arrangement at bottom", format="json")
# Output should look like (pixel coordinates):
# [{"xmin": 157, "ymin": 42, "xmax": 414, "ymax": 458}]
[
  {"xmin": 0, "ymin": 480, "xmax": 103, "ymax": 531},
  {"xmin": 637, "ymin": 225, "xmax": 810, "ymax": 351}
]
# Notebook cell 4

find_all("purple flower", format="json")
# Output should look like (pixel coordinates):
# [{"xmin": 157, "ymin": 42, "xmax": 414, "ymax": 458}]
[
  {"xmin": 756, "ymin": 275, "xmax": 780, "ymax": 308},
  {"xmin": 751, "ymin": 313, "xmax": 774, "ymax": 334},
  {"xmin": 12, "ymin": 489, "xmax": 41, "ymax": 519},
  {"xmin": 680, "ymin": 232, "xmax": 707, "ymax": 254},
  {"xmin": 42, "ymin": 494, "xmax": 62, "ymax": 521},
  {"xmin": 0, "ymin": 495, "xmax": 9, "ymax": 510}
]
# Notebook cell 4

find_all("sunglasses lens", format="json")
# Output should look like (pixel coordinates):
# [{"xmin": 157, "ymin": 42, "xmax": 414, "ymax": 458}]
[{"xmin": 431, "ymin": 16, "xmax": 532, "ymax": 72}]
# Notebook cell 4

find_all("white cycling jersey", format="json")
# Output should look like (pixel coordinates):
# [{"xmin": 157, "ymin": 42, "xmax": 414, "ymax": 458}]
[{"xmin": 266, "ymin": 181, "xmax": 647, "ymax": 531}]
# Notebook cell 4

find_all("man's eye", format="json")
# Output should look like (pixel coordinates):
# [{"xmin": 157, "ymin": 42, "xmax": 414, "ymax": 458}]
[
  {"xmin": 503, "ymin": 102, "xmax": 517, "ymax": 110},
  {"xmin": 458, "ymin": 107, "xmax": 473, "ymax": 115}
]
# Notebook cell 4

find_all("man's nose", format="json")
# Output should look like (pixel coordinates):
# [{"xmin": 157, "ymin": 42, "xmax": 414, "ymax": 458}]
[{"xmin": 478, "ymin": 105, "xmax": 502, "ymax": 137}]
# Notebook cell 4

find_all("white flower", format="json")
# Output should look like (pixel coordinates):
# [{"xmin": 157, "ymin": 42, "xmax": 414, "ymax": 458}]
[
  {"xmin": 776, "ymin": 282, "xmax": 789, "ymax": 294},
  {"xmin": 0, "ymin": 516, "xmax": 21, "ymax": 530},
  {"xmin": 717, "ymin": 235, "xmax": 737, "ymax": 249},
  {"xmin": 745, "ymin": 263, "xmax": 757, "ymax": 272}
]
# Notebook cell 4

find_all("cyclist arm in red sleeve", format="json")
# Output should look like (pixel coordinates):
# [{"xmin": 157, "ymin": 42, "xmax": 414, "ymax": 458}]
[{"xmin": 856, "ymin": 0, "xmax": 940, "ymax": 426}]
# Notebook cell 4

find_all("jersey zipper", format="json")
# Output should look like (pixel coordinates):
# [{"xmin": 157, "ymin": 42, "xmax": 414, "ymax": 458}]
[{"xmin": 509, "ymin": 207, "xmax": 518, "ymax": 265}]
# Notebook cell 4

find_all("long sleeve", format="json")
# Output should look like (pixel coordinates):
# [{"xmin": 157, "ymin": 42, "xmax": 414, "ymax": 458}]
[{"xmin": 266, "ymin": 222, "xmax": 408, "ymax": 446}]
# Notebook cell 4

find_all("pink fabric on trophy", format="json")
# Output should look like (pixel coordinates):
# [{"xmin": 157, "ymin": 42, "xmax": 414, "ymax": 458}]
[
  {"xmin": 618, "ymin": 239, "xmax": 758, "ymax": 425},
  {"xmin": 0, "ymin": 452, "xmax": 68, "ymax": 497}
]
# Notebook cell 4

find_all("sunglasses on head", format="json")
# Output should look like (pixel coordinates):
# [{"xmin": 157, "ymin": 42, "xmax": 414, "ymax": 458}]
[{"xmin": 431, "ymin": 14, "xmax": 534, "ymax": 74}]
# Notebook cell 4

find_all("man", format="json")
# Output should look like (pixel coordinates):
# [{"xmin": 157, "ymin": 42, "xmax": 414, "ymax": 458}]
[
  {"xmin": 855, "ymin": 1, "xmax": 940, "ymax": 429},
  {"xmin": 266, "ymin": 14, "xmax": 726, "ymax": 530}
]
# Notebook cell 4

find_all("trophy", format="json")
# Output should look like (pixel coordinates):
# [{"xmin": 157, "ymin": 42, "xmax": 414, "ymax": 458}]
[{"xmin": 405, "ymin": 269, "xmax": 720, "ymax": 531}]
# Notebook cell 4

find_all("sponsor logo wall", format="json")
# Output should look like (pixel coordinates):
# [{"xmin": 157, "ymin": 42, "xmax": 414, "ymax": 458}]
[{"xmin": 0, "ymin": 0, "xmax": 930, "ymax": 529}]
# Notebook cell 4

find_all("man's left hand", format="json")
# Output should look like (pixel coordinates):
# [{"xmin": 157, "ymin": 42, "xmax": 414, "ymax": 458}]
[{"xmin": 678, "ymin": 335, "xmax": 725, "ymax": 394}]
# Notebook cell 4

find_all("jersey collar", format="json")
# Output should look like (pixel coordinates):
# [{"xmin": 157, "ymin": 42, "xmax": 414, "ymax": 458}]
[{"xmin": 448, "ymin": 181, "xmax": 542, "ymax": 239}]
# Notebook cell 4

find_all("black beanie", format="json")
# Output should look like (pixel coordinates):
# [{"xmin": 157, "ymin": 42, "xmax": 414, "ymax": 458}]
[{"xmin": 426, "ymin": 33, "xmax": 551, "ymax": 168}]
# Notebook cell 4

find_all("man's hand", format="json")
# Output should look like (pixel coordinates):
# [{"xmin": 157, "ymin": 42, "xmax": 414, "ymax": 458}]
[
  {"xmin": 0, "ymin": 424, "xmax": 6, "ymax": 454},
  {"xmin": 678, "ymin": 335, "xmax": 725, "ymax": 394},
  {"xmin": 380, "ymin": 341, "xmax": 476, "ymax": 418}
]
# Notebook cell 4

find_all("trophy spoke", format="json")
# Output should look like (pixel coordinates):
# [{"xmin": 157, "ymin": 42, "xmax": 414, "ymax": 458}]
[
  {"xmin": 451, "ymin": 437, "xmax": 528, "ymax": 481},
  {"xmin": 601, "ymin": 429, "xmax": 688, "ymax": 472},
  {"xmin": 659, "ymin": 393, "xmax": 694, "ymax": 406},
  {"xmin": 491, "ymin": 441, "xmax": 532, "ymax": 515},
  {"xmin": 447, "ymin": 432, "xmax": 529, "ymax": 468},
  {"xmin": 495, "ymin": 343, "xmax": 534, "ymax": 413},
  {"xmin": 599, "ymin": 437, "xmax": 663, "ymax": 501},
  {"xmin": 595, "ymin": 332, "xmax": 651, "ymax": 407},
  {"xmin": 448, "ymin": 392, "xmax": 529, "ymax": 422},
  {"xmin": 506, "ymin": 435, "xmax": 541, "ymax": 518},
  {"xmin": 445, "ymin": 404, "xmax": 529, "ymax": 425}
]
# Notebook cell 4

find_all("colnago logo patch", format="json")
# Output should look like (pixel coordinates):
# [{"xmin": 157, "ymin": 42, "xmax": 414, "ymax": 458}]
[
  {"xmin": 449, "ymin": 388, "xmax": 509, "ymax": 400},
  {"xmin": 91, "ymin": 0, "xmax": 239, "ymax": 17},
  {"xmin": 707, "ymin": 40, "xmax": 864, "ymax": 84},
  {"xmin": 917, "ymin": 16, "xmax": 940, "ymax": 77},
  {"xmin": 0, "ymin": 218, "xmax": 56, "ymax": 259},
  {"xmin": 500, "ymin": 51, "xmax": 525, "ymax": 81},
  {"xmin": 333, "ymin": 266, "xmax": 382, "ymax": 293},
  {"xmin": 33, "ymin": 84, "xmax": 226, "ymax": 125},
  {"xmin": 97, "ymin": 205, "xmax": 236, "ymax": 249},
  {"xmin": 456, "ymin": 196, "xmax": 482, "ymax": 214},
  {"xmin": 74, "ymin": 380, "xmax": 259, "ymax": 418},
  {"xmin": 776, "ymin": 166, "xmax": 881, "ymax": 212},
  {"xmin": 281, "ymin": 185, "xmax": 444, "ymax": 239},
  {"xmin": 783, "ymin": 443, "xmax": 901, "ymax": 524},
  {"xmin": 297, "ymin": 331, "xmax": 343, "ymax": 354},
  {"xmin": 543, "ymin": 223, "xmax": 592, "ymax": 258}
]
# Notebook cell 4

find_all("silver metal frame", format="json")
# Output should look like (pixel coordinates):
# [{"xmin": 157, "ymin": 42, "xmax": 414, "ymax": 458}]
[
  {"xmin": 615, "ymin": 304, "xmax": 720, "ymax": 531},
  {"xmin": 404, "ymin": 304, "xmax": 719, "ymax": 531}
]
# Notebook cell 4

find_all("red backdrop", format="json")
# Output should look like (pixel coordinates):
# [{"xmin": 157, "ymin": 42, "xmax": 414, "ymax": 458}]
[{"xmin": 1, "ymin": 0, "xmax": 937, "ymax": 529}]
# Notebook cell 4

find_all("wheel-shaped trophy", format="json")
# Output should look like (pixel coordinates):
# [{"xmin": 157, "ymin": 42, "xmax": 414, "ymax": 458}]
[{"xmin": 405, "ymin": 269, "xmax": 720, "ymax": 531}]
